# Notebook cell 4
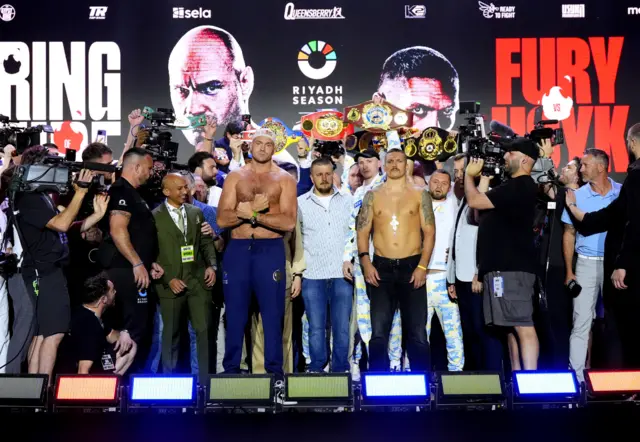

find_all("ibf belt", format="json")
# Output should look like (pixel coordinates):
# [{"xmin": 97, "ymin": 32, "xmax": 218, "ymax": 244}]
[
  {"xmin": 343, "ymin": 99, "xmax": 414, "ymax": 133},
  {"xmin": 301, "ymin": 111, "xmax": 354, "ymax": 141},
  {"xmin": 415, "ymin": 127, "xmax": 458, "ymax": 161}
]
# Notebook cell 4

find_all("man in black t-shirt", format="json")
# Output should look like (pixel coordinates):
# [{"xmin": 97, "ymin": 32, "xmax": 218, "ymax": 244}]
[
  {"xmin": 58, "ymin": 273, "xmax": 136, "ymax": 374},
  {"xmin": 464, "ymin": 137, "xmax": 540, "ymax": 370},
  {"xmin": 100, "ymin": 148, "xmax": 163, "ymax": 371},
  {"xmin": 13, "ymin": 146, "xmax": 95, "ymax": 382}
]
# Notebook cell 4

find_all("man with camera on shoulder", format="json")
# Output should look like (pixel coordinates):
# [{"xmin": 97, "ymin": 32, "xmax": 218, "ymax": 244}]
[
  {"xmin": 11, "ymin": 146, "xmax": 96, "ymax": 380},
  {"xmin": 464, "ymin": 138, "xmax": 540, "ymax": 370}
]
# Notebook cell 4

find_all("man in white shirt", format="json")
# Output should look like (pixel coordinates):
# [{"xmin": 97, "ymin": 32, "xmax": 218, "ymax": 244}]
[{"xmin": 425, "ymin": 170, "xmax": 464, "ymax": 371}]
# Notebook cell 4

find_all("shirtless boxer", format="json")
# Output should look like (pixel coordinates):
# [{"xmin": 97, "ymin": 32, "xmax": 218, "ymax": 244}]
[
  {"xmin": 216, "ymin": 128, "xmax": 297, "ymax": 376},
  {"xmin": 357, "ymin": 149, "xmax": 435, "ymax": 372}
]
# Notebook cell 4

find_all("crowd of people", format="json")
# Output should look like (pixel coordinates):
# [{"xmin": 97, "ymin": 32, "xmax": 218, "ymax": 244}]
[{"xmin": 1, "ymin": 107, "xmax": 639, "ymax": 402}]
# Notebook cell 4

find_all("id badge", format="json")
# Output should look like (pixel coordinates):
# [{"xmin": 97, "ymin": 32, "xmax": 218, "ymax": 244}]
[
  {"xmin": 181, "ymin": 245, "xmax": 195, "ymax": 263},
  {"xmin": 101, "ymin": 353, "xmax": 115, "ymax": 371},
  {"xmin": 493, "ymin": 276, "xmax": 504, "ymax": 298}
]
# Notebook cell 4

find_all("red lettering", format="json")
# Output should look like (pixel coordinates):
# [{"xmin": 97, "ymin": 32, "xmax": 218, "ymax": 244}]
[
  {"xmin": 561, "ymin": 107, "xmax": 592, "ymax": 160},
  {"xmin": 521, "ymin": 38, "xmax": 556, "ymax": 105},
  {"xmin": 556, "ymin": 38, "xmax": 592, "ymax": 104},
  {"xmin": 594, "ymin": 105, "xmax": 629, "ymax": 172},
  {"xmin": 495, "ymin": 39, "xmax": 520, "ymax": 105},
  {"xmin": 589, "ymin": 37, "xmax": 624, "ymax": 104},
  {"xmin": 491, "ymin": 106, "xmax": 509, "ymax": 125}
]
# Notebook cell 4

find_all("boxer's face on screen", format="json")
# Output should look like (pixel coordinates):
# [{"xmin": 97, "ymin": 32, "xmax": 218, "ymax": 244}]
[
  {"xmin": 169, "ymin": 33, "xmax": 243, "ymax": 145},
  {"xmin": 378, "ymin": 76, "xmax": 453, "ymax": 131}
]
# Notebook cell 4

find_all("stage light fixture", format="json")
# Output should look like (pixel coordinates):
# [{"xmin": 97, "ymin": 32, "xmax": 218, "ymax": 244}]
[
  {"xmin": 128, "ymin": 375, "xmax": 197, "ymax": 413},
  {"xmin": 585, "ymin": 370, "xmax": 640, "ymax": 403},
  {"xmin": 436, "ymin": 372, "xmax": 505, "ymax": 410},
  {"xmin": 285, "ymin": 373, "xmax": 352, "ymax": 409},
  {"xmin": 0, "ymin": 374, "xmax": 48, "ymax": 411},
  {"xmin": 205, "ymin": 374, "xmax": 274, "ymax": 412},
  {"xmin": 53, "ymin": 375, "xmax": 120, "ymax": 412},
  {"xmin": 361, "ymin": 372, "xmax": 430, "ymax": 410},
  {"xmin": 512, "ymin": 371, "xmax": 580, "ymax": 409}
]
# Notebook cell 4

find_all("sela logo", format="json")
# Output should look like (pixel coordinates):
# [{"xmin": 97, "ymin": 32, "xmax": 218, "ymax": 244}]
[
  {"xmin": 0, "ymin": 4, "xmax": 15, "ymax": 22},
  {"xmin": 173, "ymin": 7, "xmax": 212, "ymax": 19},
  {"xmin": 284, "ymin": 2, "xmax": 345, "ymax": 20},
  {"xmin": 478, "ymin": 1, "xmax": 515, "ymax": 19},
  {"xmin": 405, "ymin": 5, "xmax": 426, "ymax": 18},
  {"xmin": 628, "ymin": 7, "xmax": 640, "ymax": 15},
  {"xmin": 89, "ymin": 6, "xmax": 108, "ymax": 20},
  {"xmin": 562, "ymin": 4, "xmax": 584, "ymax": 18}
]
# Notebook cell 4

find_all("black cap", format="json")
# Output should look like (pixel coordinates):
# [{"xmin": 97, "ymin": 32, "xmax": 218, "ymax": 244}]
[
  {"xmin": 505, "ymin": 137, "xmax": 540, "ymax": 161},
  {"xmin": 355, "ymin": 148, "xmax": 380, "ymax": 161}
]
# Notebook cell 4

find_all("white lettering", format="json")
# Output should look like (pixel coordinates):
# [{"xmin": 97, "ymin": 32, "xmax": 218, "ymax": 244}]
[
  {"xmin": 49, "ymin": 42, "xmax": 86, "ymax": 121},
  {"xmin": 0, "ymin": 42, "xmax": 31, "ymax": 120},
  {"xmin": 32, "ymin": 42, "xmax": 47, "ymax": 120},
  {"xmin": 89, "ymin": 42, "xmax": 121, "ymax": 120},
  {"xmin": 292, "ymin": 86, "xmax": 299, "ymax": 94}
]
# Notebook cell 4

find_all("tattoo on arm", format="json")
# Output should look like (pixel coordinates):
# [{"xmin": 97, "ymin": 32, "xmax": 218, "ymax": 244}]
[
  {"xmin": 356, "ymin": 191, "xmax": 374, "ymax": 230},
  {"xmin": 421, "ymin": 190, "xmax": 435, "ymax": 225}
]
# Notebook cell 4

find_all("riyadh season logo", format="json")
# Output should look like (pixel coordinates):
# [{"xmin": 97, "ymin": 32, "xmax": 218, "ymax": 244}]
[
  {"xmin": 297, "ymin": 40, "xmax": 337, "ymax": 80},
  {"xmin": 0, "ymin": 4, "xmax": 15, "ymax": 22}
]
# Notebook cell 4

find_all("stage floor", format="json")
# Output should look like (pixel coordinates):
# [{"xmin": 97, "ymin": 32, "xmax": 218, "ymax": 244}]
[{"xmin": 7, "ymin": 407, "xmax": 640, "ymax": 442}]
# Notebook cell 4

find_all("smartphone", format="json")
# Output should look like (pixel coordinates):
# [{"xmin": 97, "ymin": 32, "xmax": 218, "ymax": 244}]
[{"xmin": 96, "ymin": 129, "xmax": 107, "ymax": 144}]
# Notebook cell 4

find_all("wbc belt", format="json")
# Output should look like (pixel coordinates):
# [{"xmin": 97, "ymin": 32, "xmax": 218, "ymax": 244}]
[{"xmin": 343, "ymin": 100, "xmax": 414, "ymax": 133}]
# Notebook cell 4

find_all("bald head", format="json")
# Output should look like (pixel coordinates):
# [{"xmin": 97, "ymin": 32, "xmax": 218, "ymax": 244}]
[
  {"xmin": 169, "ymin": 26, "xmax": 254, "ymax": 145},
  {"xmin": 162, "ymin": 173, "xmax": 189, "ymax": 207}
]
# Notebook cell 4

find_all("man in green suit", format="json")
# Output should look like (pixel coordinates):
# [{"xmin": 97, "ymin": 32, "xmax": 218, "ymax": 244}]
[{"xmin": 153, "ymin": 173, "xmax": 217, "ymax": 382}]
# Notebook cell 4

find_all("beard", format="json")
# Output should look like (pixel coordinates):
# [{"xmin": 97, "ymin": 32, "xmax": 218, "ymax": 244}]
[
  {"xmin": 204, "ymin": 177, "xmax": 217, "ymax": 187},
  {"xmin": 430, "ymin": 191, "xmax": 446, "ymax": 201},
  {"xmin": 505, "ymin": 159, "xmax": 519, "ymax": 176}
]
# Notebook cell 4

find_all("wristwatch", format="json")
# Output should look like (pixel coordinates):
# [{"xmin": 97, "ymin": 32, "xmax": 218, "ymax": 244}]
[{"xmin": 250, "ymin": 212, "xmax": 258, "ymax": 228}]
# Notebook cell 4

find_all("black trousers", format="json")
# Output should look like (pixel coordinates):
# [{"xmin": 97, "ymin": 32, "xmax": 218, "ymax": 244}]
[
  {"xmin": 368, "ymin": 255, "xmax": 430, "ymax": 372},
  {"xmin": 609, "ymin": 275, "xmax": 640, "ymax": 369},
  {"xmin": 456, "ymin": 279, "xmax": 504, "ymax": 371},
  {"xmin": 535, "ymin": 266, "xmax": 572, "ymax": 370},
  {"xmin": 106, "ymin": 267, "xmax": 156, "ymax": 372}
]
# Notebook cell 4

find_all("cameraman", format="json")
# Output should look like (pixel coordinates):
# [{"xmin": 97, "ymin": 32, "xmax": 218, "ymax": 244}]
[
  {"xmin": 100, "ymin": 148, "xmax": 163, "ymax": 371},
  {"xmin": 12, "ymin": 146, "xmax": 94, "ymax": 380},
  {"xmin": 464, "ymin": 138, "xmax": 540, "ymax": 370}
]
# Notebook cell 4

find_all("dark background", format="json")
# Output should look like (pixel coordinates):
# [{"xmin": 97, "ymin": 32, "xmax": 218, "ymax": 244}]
[{"xmin": 1, "ymin": 0, "xmax": 638, "ymax": 179}]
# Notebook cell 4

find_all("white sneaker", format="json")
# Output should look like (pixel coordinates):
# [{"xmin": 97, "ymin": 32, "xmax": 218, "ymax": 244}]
[
  {"xmin": 351, "ymin": 362, "xmax": 361, "ymax": 382},
  {"xmin": 274, "ymin": 380, "xmax": 297, "ymax": 405}
]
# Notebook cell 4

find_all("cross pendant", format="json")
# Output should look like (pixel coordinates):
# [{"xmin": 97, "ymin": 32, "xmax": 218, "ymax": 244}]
[{"xmin": 390, "ymin": 215, "xmax": 399, "ymax": 235}]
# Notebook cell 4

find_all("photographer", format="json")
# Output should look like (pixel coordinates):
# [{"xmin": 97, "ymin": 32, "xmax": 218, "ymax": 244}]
[
  {"xmin": 11, "ymin": 146, "xmax": 94, "ymax": 380},
  {"xmin": 100, "ymin": 147, "xmax": 163, "ymax": 371},
  {"xmin": 464, "ymin": 138, "xmax": 540, "ymax": 370},
  {"xmin": 57, "ymin": 273, "xmax": 136, "ymax": 375}
]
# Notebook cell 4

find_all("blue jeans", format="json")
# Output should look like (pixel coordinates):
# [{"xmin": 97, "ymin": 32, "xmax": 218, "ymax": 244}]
[{"xmin": 302, "ymin": 278, "xmax": 353, "ymax": 372}]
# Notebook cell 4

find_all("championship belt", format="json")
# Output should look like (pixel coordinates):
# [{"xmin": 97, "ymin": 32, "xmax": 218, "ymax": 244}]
[
  {"xmin": 301, "ymin": 111, "xmax": 354, "ymax": 141},
  {"xmin": 343, "ymin": 100, "xmax": 414, "ymax": 132},
  {"xmin": 347, "ymin": 128, "xmax": 419, "ymax": 153},
  {"xmin": 257, "ymin": 117, "xmax": 296, "ymax": 153},
  {"xmin": 416, "ymin": 127, "xmax": 459, "ymax": 161}
]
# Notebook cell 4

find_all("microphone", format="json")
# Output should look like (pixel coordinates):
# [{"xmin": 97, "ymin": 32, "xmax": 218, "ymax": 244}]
[
  {"xmin": 489, "ymin": 120, "xmax": 516, "ymax": 138},
  {"xmin": 538, "ymin": 119, "xmax": 559, "ymax": 125}
]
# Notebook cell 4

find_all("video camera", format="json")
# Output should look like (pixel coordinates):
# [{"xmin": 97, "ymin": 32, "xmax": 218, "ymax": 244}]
[
  {"xmin": 0, "ymin": 115, "xmax": 54, "ymax": 153},
  {"xmin": 313, "ymin": 139, "xmax": 345, "ymax": 159},
  {"xmin": 9, "ymin": 154, "xmax": 117, "ymax": 195}
]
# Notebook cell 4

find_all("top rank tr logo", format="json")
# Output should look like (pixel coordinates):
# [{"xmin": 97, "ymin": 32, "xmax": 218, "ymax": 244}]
[
  {"xmin": 0, "ymin": 4, "xmax": 15, "ymax": 22},
  {"xmin": 298, "ymin": 40, "xmax": 337, "ymax": 80},
  {"xmin": 89, "ymin": 6, "xmax": 108, "ymax": 20}
]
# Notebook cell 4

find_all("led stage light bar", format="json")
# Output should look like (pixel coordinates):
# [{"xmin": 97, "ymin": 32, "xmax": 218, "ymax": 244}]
[
  {"xmin": 436, "ymin": 372, "xmax": 505, "ymax": 410},
  {"xmin": 207, "ymin": 374, "xmax": 274, "ymax": 407},
  {"xmin": 129, "ymin": 375, "xmax": 197, "ymax": 406},
  {"xmin": 361, "ymin": 372, "xmax": 430, "ymax": 407},
  {"xmin": 0, "ymin": 374, "xmax": 48, "ymax": 409},
  {"xmin": 512, "ymin": 371, "xmax": 580, "ymax": 408},
  {"xmin": 585, "ymin": 370, "xmax": 640, "ymax": 397},
  {"xmin": 285, "ymin": 373, "xmax": 352, "ymax": 408}
]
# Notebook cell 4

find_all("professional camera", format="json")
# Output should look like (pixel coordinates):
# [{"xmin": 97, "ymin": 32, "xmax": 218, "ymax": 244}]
[
  {"xmin": 455, "ymin": 102, "xmax": 506, "ymax": 177},
  {"xmin": 0, "ymin": 115, "xmax": 54, "ymax": 153},
  {"xmin": 9, "ymin": 154, "xmax": 116, "ymax": 195},
  {"xmin": 314, "ymin": 140, "xmax": 345, "ymax": 159}
]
